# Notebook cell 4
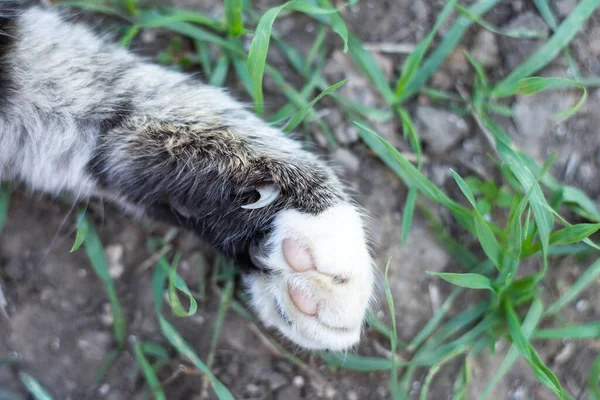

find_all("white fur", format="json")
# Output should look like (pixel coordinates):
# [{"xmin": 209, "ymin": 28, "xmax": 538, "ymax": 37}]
[
  {"xmin": 246, "ymin": 204, "xmax": 375, "ymax": 350},
  {"xmin": 0, "ymin": 7, "xmax": 376, "ymax": 351}
]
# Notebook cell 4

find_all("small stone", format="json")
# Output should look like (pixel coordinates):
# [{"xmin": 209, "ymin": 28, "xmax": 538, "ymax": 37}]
[
  {"xmin": 98, "ymin": 384, "xmax": 111, "ymax": 396},
  {"xmin": 140, "ymin": 29, "xmax": 158, "ymax": 44},
  {"xmin": 50, "ymin": 337, "xmax": 61, "ymax": 352},
  {"xmin": 266, "ymin": 372, "xmax": 288, "ymax": 391},
  {"xmin": 324, "ymin": 385, "xmax": 337, "ymax": 398},
  {"xmin": 332, "ymin": 148, "xmax": 361, "ymax": 174},
  {"xmin": 554, "ymin": 341, "xmax": 575, "ymax": 365},
  {"xmin": 431, "ymin": 70, "xmax": 452, "ymax": 89},
  {"xmin": 4, "ymin": 258, "xmax": 25, "ymax": 281},
  {"xmin": 509, "ymin": 385, "xmax": 529, "ymax": 400},
  {"xmin": 513, "ymin": 92, "xmax": 575, "ymax": 161},
  {"xmin": 576, "ymin": 299, "xmax": 590, "ymax": 312},
  {"xmin": 416, "ymin": 106, "xmax": 469, "ymax": 153},
  {"xmin": 292, "ymin": 375, "xmax": 305, "ymax": 388},
  {"xmin": 100, "ymin": 303, "xmax": 114, "ymax": 327},
  {"xmin": 333, "ymin": 124, "xmax": 359, "ymax": 145},
  {"xmin": 105, "ymin": 244, "xmax": 125, "ymax": 280},
  {"xmin": 577, "ymin": 162, "xmax": 595, "ymax": 183},
  {"xmin": 245, "ymin": 383, "xmax": 261, "ymax": 397},
  {"xmin": 564, "ymin": 152, "xmax": 581, "ymax": 181},
  {"xmin": 470, "ymin": 30, "xmax": 499, "ymax": 68},
  {"xmin": 444, "ymin": 45, "xmax": 469, "ymax": 73},
  {"xmin": 429, "ymin": 165, "xmax": 450, "ymax": 187}
]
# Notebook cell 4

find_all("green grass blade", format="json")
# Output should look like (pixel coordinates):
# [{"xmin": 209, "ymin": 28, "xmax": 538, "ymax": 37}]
[
  {"xmin": 152, "ymin": 264, "xmax": 234, "ymax": 400},
  {"xmin": 304, "ymin": 25, "xmax": 327, "ymax": 76},
  {"xmin": 401, "ymin": 0, "xmax": 500, "ymax": 101},
  {"xmin": 154, "ymin": 256, "xmax": 198, "ymax": 317},
  {"xmin": 395, "ymin": 0, "xmax": 457, "ymax": 98},
  {"xmin": 533, "ymin": 0, "xmax": 557, "ymax": 30},
  {"xmin": 545, "ymin": 257, "xmax": 600, "ymax": 316},
  {"xmin": 316, "ymin": 0, "xmax": 349, "ymax": 52},
  {"xmin": 407, "ymin": 288, "xmax": 464, "ymax": 351},
  {"xmin": 398, "ymin": 108, "xmax": 422, "ymax": 166},
  {"xmin": 208, "ymin": 54, "xmax": 230, "ymax": 87},
  {"xmin": 499, "ymin": 183, "xmax": 536, "ymax": 285},
  {"xmin": 141, "ymin": 341, "xmax": 170, "ymax": 365},
  {"xmin": 428, "ymin": 272, "xmax": 494, "ymax": 291},
  {"xmin": 317, "ymin": 352, "xmax": 392, "ymax": 371},
  {"xmin": 133, "ymin": 341, "xmax": 166, "ymax": 400},
  {"xmin": 138, "ymin": 13, "xmax": 239, "ymax": 53},
  {"xmin": 59, "ymin": 1, "xmax": 126, "ymax": 18},
  {"xmin": 484, "ymin": 118, "xmax": 554, "ymax": 266},
  {"xmin": 224, "ymin": 0, "xmax": 244, "ymax": 36},
  {"xmin": 411, "ymin": 314, "xmax": 500, "ymax": 366},
  {"xmin": 479, "ymin": 298, "xmax": 543, "ymax": 400},
  {"xmin": 505, "ymin": 300, "xmax": 564, "ymax": 398},
  {"xmin": 246, "ymin": 1, "xmax": 341, "ymax": 115},
  {"xmin": 346, "ymin": 35, "xmax": 396, "ymax": 103},
  {"xmin": 492, "ymin": 0, "xmax": 600, "ymax": 97},
  {"xmin": 518, "ymin": 153, "xmax": 600, "ymax": 221},
  {"xmin": 549, "ymin": 223, "xmax": 600, "ymax": 246},
  {"xmin": 70, "ymin": 208, "xmax": 89, "ymax": 253},
  {"xmin": 451, "ymin": 170, "xmax": 502, "ymax": 268},
  {"xmin": 96, "ymin": 349, "xmax": 121, "ymax": 383},
  {"xmin": 19, "ymin": 373, "xmax": 53, "ymax": 400},
  {"xmin": 452, "ymin": 358, "xmax": 470, "ymax": 400},
  {"xmin": 82, "ymin": 215, "xmax": 127, "ymax": 347},
  {"xmin": 400, "ymin": 301, "xmax": 491, "ymax": 395},
  {"xmin": 355, "ymin": 121, "xmax": 474, "ymax": 231},
  {"xmin": 139, "ymin": 8, "xmax": 225, "ymax": 31},
  {"xmin": 284, "ymin": 79, "xmax": 347, "ymax": 133},
  {"xmin": 383, "ymin": 259, "xmax": 401, "ymax": 399},
  {"xmin": 420, "ymin": 345, "xmax": 468, "ymax": 400},
  {"xmin": 366, "ymin": 312, "xmax": 393, "ymax": 340},
  {"xmin": 231, "ymin": 56, "xmax": 255, "ymax": 98},
  {"xmin": 206, "ymin": 274, "xmax": 234, "ymax": 372},
  {"xmin": 195, "ymin": 40, "xmax": 213, "ymax": 76},
  {"xmin": 465, "ymin": 51, "xmax": 489, "ymax": 88},
  {"xmin": 0, "ymin": 388, "xmax": 26, "ymax": 400},
  {"xmin": 455, "ymin": 4, "xmax": 546, "ymax": 39},
  {"xmin": 123, "ymin": 0, "xmax": 139, "ymax": 16},
  {"xmin": 0, "ymin": 184, "xmax": 11, "ymax": 234},
  {"xmin": 589, "ymin": 353, "xmax": 600, "ymax": 400},
  {"xmin": 504, "ymin": 77, "xmax": 588, "ymax": 120},
  {"xmin": 120, "ymin": 25, "xmax": 140, "ymax": 48},
  {"xmin": 401, "ymin": 187, "xmax": 417, "ymax": 245},
  {"xmin": 533, "ymin": 322, "xmax": 600, "ymax": 339}
]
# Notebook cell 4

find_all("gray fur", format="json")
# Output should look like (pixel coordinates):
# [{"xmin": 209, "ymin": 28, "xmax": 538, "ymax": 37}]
[{"xmin": 0, "ymin": 6, "xmax": 348, "ymax": 258}]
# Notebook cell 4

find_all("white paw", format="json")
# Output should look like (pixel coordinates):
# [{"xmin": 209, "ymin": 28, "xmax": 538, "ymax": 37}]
[{"xmin": 246, "ymin": 204, "xmax": 375, "ymax": 350}]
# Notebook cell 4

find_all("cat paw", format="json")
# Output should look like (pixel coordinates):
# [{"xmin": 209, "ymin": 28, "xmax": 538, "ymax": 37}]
[{"xmin": 246, "ymin": 203, "xmax": 374, "ymax": 350}]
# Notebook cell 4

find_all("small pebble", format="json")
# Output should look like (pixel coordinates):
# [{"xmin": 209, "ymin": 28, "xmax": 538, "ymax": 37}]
[
  {"xmin": 576, "ymin": 299, "xmax": 590, "ymax": 312},
  {"xmin": 292, "ymin": 375, "xmax": 305, "ymax": 388},
  {"xmin": 100, "ymin": 303, "xmax": 114, "ymax": 326},
  {"xmin": 347, "ymin": 390, "xmax": 359, "ymax": 400},
  {"xmin": 98, "ymin": 383, "xmax": 110, "ymax": 396}
]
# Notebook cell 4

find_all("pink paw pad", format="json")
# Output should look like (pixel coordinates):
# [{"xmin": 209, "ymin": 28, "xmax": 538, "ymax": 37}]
[{"xmin": 283, "ymin": 238, "xmax": 319, "ymax": 316}]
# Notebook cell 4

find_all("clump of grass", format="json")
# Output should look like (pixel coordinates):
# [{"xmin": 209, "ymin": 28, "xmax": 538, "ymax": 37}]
[{"xmin": 2, "ymin": 0, "xmax": 600, "ymax": 398}]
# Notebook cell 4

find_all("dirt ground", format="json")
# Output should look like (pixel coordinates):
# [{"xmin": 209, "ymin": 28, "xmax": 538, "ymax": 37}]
[{"xmin": 2, "ymin": 0, "xmax": 600, "ymax": 399}]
